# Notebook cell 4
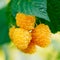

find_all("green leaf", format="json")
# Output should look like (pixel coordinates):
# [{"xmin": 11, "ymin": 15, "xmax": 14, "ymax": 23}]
[
  {"xmin": 47, "ymin": 0, "xmax": 60, "ymax": 33},
  {"xmin": 0, "ymin": 7, "xmax": 10, "ymax": 45},
  {"xmin": 0, "ymin": 2, "xmax": 15, "ymax": 45},
  {"xmin": 11, "ymin": 0, "xmax": 50, "ymax": 21}
]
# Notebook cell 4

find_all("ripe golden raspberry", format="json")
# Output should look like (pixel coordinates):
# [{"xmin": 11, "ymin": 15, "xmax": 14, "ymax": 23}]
[
  {"xmin": 9, "ymin": 26, "xmax": 15, "ymax": 40},
  {"xmin": 15, "ymin": 13, "xmax": 36, "ymax": 30},
  {"xmin": 22, "ymin": 41, "xmax": 36, "ymax": 54},
  {"xmin": 12, "ymin": 28, "xmax": 32, "ymax": 50},
  {"xmin": 32, "ymin": 24, "xmax": 51, "ymax": 47}
]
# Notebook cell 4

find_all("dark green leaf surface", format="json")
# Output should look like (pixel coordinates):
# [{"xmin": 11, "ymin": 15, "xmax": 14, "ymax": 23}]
[
  {"xmin": 11, "ymin": 0, "xmax": 50, "ymax": 21},
  {"xmin": 47, "ymin": 0, "xmax": 60, "ymax": 33},
  {"xmin": 0, "ymin": 7, "xmax": 10, "ymax": 45}
]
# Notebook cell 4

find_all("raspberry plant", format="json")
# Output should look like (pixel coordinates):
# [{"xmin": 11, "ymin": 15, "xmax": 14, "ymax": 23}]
[{"xmin": 0, "ymin": 0, "xmax": 60, "ymax": 54}]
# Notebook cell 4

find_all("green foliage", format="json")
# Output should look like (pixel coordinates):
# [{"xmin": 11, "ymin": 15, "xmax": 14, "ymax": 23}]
[
  {"xmin": 56, "ymin": 52, "xmax": 60, "ymax": 60},
  {"xmin": 0, "ymin": 6, "xmax": 10, "ymax": 45},
  {"xmin": 47, "ymin": 0, "xmax": 60, "ymax": 33},
  {"xmin": 11, "ymin": 0, "xmax": 50, "ymax": 21}
]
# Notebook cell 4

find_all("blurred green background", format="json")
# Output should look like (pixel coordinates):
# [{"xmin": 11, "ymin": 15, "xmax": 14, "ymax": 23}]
[{"xmin": 0, "ymin": 0, "xmax": 60, "ymax": 60}]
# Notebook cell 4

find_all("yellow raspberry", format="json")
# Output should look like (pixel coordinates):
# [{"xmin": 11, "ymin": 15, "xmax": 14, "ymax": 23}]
[
  {"xmin": 9, "ymin": 26, "xmax": 15, "ymax": 40},
  {"xmin": 15, "ymin": 13, "xmax": 36, "ymax": 30},
  {"xmin": 32, "ymin": 24, "xmax": 51, "ymax": 47},
  {"xmin": 12, "ymin": 28, "xmax": 32, "ymax": 50},
  {"xmin": 22, "ymin": 41, "xmax": 36, "ymax": 54}
]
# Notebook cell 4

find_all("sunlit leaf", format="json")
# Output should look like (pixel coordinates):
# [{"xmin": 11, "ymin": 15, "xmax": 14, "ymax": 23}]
[{"xmin": 11, "ymin": 0, "xmax": 50, "ymax": 21}]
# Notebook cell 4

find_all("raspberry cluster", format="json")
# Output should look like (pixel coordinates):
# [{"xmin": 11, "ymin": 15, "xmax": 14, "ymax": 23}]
[{"xmin": 9, "ymin": 13, "xmax": 51, "ymax": 54}]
